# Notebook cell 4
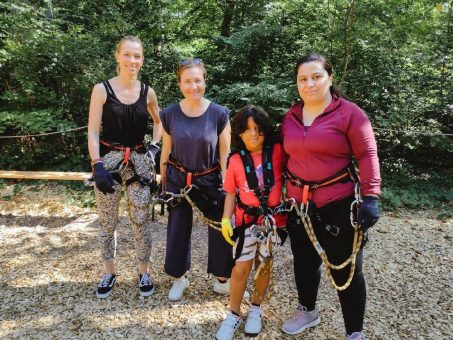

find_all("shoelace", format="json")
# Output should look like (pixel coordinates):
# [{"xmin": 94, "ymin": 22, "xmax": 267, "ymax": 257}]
[
  {"xmin": 140, "ymin": 273, "xmax": 151, "ymax": 286},
  {"xmin": 99, "ymin": 274, "xmax": 114, "ymax": 287},
  {"xmin": 291, "ymin": 305, "xmax": 308, "ymax": 320}
]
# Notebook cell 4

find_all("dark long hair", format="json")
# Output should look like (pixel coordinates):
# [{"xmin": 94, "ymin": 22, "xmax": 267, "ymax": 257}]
[
  {"xmin": 230, "ymin": 104, "xmax": 276, "ymax": 151},
  {"xmin": 294, "ymin": 53, "xmax": 344, "ymax": 98}
]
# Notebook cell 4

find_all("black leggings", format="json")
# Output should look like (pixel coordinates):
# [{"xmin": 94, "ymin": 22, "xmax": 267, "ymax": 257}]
[{"xmin": 286, "ymin": 196, "xmax": 366, "ymax": 334}]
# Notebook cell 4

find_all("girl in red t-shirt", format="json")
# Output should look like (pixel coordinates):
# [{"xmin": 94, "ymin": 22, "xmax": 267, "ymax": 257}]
[{"xmin": 216, "ymin": 105, "xmax": 286, "ymax": 340}]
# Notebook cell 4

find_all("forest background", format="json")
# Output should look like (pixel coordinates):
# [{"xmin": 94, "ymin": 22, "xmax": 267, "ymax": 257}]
[{"xmin": 0, "ymin": 0, "xmax": 452, "ymax": 216}]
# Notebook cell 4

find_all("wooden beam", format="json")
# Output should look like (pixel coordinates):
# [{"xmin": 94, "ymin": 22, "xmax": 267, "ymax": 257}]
[
  {"xmin": 0, "ymin": 171, "xmax": 92, "ymax": 181},
  {"xmin": 0, "ymin": 171, "xmax": 161, "ymax": 183}
]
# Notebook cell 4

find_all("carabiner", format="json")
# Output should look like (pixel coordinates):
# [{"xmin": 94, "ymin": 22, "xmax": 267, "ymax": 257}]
[{"xmin": 350, "ymin": 199, "xmax": 359, "ymax": 230}]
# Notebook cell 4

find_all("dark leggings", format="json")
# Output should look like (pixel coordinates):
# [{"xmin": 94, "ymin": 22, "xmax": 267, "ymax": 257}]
[{"xmin": 286, "ymin": 196, "xmax": 366, "ymax": 334}]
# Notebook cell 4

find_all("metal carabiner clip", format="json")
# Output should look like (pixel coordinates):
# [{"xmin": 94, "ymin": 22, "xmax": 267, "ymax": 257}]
[
  {"xmin": 303, "ymin": 201, "xmax": 311, "ymax": 218},
  {"xmin": 181, "ymin": 185, "xmax": 193, "ymax": 196},
  {"xmin": 118, "ymin": 161, "xmax": 128, "ymax": 173},
  {"xmin": 263, "ymin": 215, "xmax": 276, "ymax": 232},
  {"xmin": 350, "ymin": 199, "xmax": 360, "ymax": 230}
]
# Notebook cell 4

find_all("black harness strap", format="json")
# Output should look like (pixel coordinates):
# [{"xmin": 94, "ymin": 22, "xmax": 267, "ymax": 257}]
[
  {"xmin": 237, "ymin": 143, "xmax": 275, "ymax": 220},
  {"xmin": 233, "ymin": 143, "xmax": 275, "ymax": 261}
]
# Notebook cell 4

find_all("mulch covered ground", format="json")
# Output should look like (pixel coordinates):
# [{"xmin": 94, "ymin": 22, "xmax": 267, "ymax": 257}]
[{"xmin": 0, "ymin": 183, "xmax": 451, "ymax": 339}]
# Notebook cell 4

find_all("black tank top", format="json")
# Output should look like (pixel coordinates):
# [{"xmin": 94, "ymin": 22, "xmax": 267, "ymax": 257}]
[{"xmin": 101, "ymin": 80, "xmax": 149, "ymax": 148}]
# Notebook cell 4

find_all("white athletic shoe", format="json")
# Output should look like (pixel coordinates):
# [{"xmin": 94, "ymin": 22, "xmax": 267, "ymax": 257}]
[
  {"xmin": 244, "ymin": 305, "xmax": 262, "ymax": 336},
  {"xmin": 216, "ymin": 312, "xmax": 242, "ymax": 340},
  {"xmin": 168, "ymin": 276, "xmax": 189, "ymax": 301},
  {"xmin": 213, "ymin": 279, "xmax": 250, "ymax": 299},
  {"xmin": 213, "ymin": 279, "xmax": 230, "ymax": 295},
  {"xmin": 347, "ymin": 331, "xmax": 366, "ymax": 339}
]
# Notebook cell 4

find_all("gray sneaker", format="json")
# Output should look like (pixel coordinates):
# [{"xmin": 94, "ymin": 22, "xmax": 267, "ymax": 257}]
[
  {"xmin": 347, "ymin": 331, "xmax": 366, "ymax": 340},
  {"xmin": 281, "ymin": 304, "xmax": 320, "ymax": 335}
]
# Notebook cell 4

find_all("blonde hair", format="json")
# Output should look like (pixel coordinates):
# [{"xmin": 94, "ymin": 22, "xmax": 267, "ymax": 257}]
[
  {"xmin": 115, "ymin": 35, "xmax": 144, "ymax": 75},
  {"xmin": 176, "ymin": 58, "xmax": 207, "ymax": 82}
]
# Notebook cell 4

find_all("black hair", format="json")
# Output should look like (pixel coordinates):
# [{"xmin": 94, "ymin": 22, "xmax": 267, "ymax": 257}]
[
  {"xmin": 231, "ymin": 104, "xmax": 275, "ymax": 151},
  {"xmin": 294, "ymin": 53, "xmax": 343, "ymax": 98}
]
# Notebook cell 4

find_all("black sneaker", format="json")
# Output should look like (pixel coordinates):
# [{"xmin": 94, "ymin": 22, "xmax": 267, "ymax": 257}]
[
  {"xmin": 96, "ymin": 273, "xmax": 116, "ymax": 299},
  {"xmin": 139, "ymin": 272, "xmax": 155, "ymax": 297}
]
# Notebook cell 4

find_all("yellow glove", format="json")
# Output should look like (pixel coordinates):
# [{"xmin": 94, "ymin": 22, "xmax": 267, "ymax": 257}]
[{"xmin": 221, "ymin": 217, "xmax": 236, "ymax": 246}]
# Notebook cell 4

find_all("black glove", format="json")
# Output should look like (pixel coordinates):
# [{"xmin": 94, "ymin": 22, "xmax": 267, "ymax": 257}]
[
  {"xmin": 93, "ymin": 162, "xmax": 115, "ymax": 194},
  {"xmin": 146, "ymin": 142, "xmax": 160, "ymax": 166},
  {"xmin": 358, "ymin": 196, "xmax": 379, "ymax": 231}
]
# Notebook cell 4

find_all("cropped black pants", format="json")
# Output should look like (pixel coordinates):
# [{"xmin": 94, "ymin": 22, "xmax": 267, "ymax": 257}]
[{"xmin": 164, "ymin": 165, "xmax": 233, "ymax": 278}]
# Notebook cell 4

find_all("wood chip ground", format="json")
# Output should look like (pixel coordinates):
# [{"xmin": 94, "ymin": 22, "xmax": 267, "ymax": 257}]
[{"xmin": 0, "ymin": 184, "xmax": 451, "ymax": 339}]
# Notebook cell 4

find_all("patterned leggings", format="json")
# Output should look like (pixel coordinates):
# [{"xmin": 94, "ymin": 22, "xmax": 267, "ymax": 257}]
[{"xmin": 95, "ymin": 150, "xmax": 153, "ymax": 264}]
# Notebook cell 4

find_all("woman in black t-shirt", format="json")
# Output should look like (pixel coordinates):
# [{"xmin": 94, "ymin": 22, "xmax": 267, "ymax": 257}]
[
  {"xmin": 159, "ymin": 58, "xmax": 234, "ymax": 301},
  {"xmin": 87, "ymin": 35, "xmax": 162, "ymax": 299}
]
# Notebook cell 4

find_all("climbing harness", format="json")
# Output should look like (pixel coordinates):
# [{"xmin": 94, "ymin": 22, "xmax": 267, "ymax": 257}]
[
  {"xmin": 87, "ymin": 141, "xmax": 159, "ymax": 219},
  {"xmin": 151, "ymin": 156, "xmax": 223, "ymax": 231},
  {"xmin": 230, "ymin": 144, "xmax": 283, "ymax": 300},
  {"xmin": 284, "ymin": 165, "xmax": 363, "ymax": 291}
]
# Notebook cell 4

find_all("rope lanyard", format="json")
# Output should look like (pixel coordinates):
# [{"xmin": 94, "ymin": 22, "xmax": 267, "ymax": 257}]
[
  {"xmin": 286, "ymin": 183, "xmax": 363, "ymax": 291},
  {"xmin": 152, "ymin": 186, "xmax": 223, "ymax": 232},
  {"xmin": 250, "ymin": 215, "xmax": 279, "ymax": 301}
]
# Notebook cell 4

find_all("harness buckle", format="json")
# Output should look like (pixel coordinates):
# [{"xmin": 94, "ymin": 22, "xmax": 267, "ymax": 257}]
[
  {"xmin": 325, "ymin": 224, "xmax": 340, "ymax": 237},
  {"xmin": 274, "ymin": 199, "xmax": 294, "ymax": 214}
]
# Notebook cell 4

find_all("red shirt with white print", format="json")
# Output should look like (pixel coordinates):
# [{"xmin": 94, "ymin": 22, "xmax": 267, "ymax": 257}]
[{"xmin": 223, "ymin": 143, "xmax": 286, "ymax": 227}]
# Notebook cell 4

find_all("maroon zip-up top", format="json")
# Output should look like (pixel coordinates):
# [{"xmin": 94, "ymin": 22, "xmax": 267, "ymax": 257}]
[{"xmin": 282, "ymin": 96, "xmax": 381, "ymax": 208}]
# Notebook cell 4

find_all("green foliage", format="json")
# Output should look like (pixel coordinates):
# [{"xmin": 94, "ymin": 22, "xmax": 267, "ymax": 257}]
[
  {"xmin": 0, "ymin": 0, "xmax": 451, "ymax": 211},
  {"xmin": 380, "ymin": 169, "xmax": 453, "ymax": 219}
]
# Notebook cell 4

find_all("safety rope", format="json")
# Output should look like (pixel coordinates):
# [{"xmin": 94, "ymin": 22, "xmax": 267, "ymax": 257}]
[
  {"xmin": 373, "ymin": 127, "xmax": 453, "ymax": 136},
  {"xmin": 1, "ymin": 125, "xmax": 451, "ymax": 139},
  {"xmin": 182, "ymin": 187, "xmax": 222, "ymax": 232},
  {"xmin": 152, "ymin": 186, "xmax": 222, "ymax": 232},
  {"xmin": 286, "ymin": 184, "xmax": 363, "ymax": 291},
  {"xmin": 0, "ymin": 126, "xmax": 87, "ymax": 139}
]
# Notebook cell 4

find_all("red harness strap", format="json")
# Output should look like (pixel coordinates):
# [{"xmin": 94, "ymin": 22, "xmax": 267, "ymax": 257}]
[
  {"xmin": 124, "ymin": 147, "xmax": 131, "ymax": 165},
  {"xmin": 100, "ymin": 140, "xmax": 142, "ymax": 166},
  {"xmin": 166, "ymin": 158, "xmax": 220, "ymax": 187},
  {"xmin": 100, "ymin": 140, "xmax": 144, "ymax": 151},
  {"xmin": 285, "ymin": 165, "xmax": 357, "ymax": 204},
  {"xmin": 186, "ymin": 172, "xmax": 193, "ymax": 187},
  {"xmin": 302, "ymin": 185, "xmax": 311, "ymax": 205}
]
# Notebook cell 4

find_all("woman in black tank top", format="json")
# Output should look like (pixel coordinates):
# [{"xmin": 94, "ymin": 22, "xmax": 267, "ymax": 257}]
[{"xmin": 87, "ymin": 36, "xmax": 162, "ymax": 299}]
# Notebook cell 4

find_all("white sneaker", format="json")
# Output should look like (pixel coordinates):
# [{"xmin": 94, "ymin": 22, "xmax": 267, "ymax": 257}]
[
  {"xmin": 347, "ymin": 331, "xmax": 366, "ymax": 340},
  {"xmin": 213, "ymin": 279, "xmax": 230, "ymax": 295},
  {"xmin": 168, "ymin": 276, "xmax": 189, "ymax": 301},
  {"xmin": 244, "ymin": 305, "xmax": 262, "ymax": 336},
  {"xmin": 213, "ymin": 279, "xmax": 250, "ymax": 299},
  {"xmin": 216, "ymin": 312, "xmax": 242, "ymax": 340}
]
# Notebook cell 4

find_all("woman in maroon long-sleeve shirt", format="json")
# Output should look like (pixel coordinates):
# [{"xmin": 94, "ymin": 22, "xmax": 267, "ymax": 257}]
[{"xmin": 281, "ymin": 54, "xmax": 380, "ymax": 340}]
